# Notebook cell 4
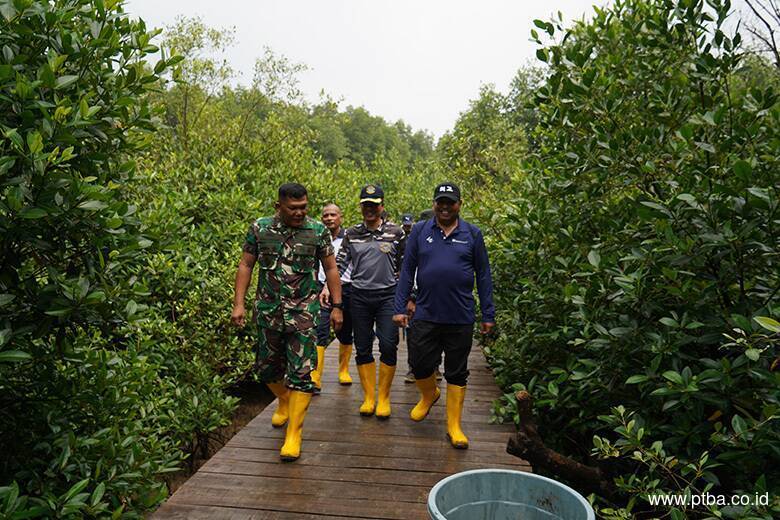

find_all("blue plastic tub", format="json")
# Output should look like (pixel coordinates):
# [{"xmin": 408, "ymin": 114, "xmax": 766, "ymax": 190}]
[{"xmin": 428, "ymin": 469, "xmax": 595, "ymax": 520}]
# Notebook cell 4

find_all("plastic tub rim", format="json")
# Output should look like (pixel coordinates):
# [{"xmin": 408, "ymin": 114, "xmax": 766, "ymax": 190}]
[{"xmin": 427, "ymin": 468, "xmax": 596, "ymax": 520}]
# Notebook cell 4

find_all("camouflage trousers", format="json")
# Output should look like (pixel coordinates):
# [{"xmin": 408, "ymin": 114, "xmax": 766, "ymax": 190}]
[{"xmin": 254, "ymin": 323, "xmax": 317, "ymax": 393}]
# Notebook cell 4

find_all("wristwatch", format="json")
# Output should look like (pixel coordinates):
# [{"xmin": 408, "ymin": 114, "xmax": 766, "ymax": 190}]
[{"xmin": 331, "ymin": 302, "xmax": 344, "ymax": 309}]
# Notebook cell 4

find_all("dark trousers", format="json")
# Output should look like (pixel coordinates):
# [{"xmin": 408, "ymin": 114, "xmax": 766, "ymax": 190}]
[
  {"xmin": 351, "ymin": 287, "xmax": 398, "ymax": 366},
  {"xmin": 316, "ymin": 283, "xmax": 354, "ymax": 346},
  {"xmin": 408, "ymin": 320, "xmax": 473, "ymax": 386}
]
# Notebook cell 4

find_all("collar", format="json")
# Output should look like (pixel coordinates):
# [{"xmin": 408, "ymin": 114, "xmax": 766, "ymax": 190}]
[
  {"xmin": 272, "ymin": 216, "xmax": 314, "ymax": 231},
  {"xmin": 359, "ymin": 220, "xmax": 386, "ymax": 233},
  {"xmin": 429, "ymin": 217, "xmax": 464, "ymax": 233}
]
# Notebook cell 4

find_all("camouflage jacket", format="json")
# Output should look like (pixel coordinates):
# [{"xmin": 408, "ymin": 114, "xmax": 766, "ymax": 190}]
[{"xmin": 243, "ymin": 216, "xmax": 334, "ymax": 331}]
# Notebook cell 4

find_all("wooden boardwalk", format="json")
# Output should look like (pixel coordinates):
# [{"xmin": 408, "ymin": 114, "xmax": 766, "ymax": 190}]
[{"xmin": 153, "ymin": 337, "xmax": 529, "ymax": 519}]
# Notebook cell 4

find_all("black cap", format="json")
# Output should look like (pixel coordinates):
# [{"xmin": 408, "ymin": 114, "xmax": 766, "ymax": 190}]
[
  {"xmin": 360, "ymin": 184, "xmax": 384, "ymax": 203},
  {"xmin": 401, "ymin": 213, "xmax": 414, "ymax": 225},
  {"xmin": 433, "ymin": 182, "xmax": 461, "ymax": 202}
]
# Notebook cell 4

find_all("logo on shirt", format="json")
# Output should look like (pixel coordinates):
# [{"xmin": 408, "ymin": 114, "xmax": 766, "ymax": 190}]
[
  {"xmin": 426, "ymin": 236, "xmax": 433, "ymax": 243},
  {"xmin": 452, "ymin": 239, "xmax": 469, "ymax": 244}
]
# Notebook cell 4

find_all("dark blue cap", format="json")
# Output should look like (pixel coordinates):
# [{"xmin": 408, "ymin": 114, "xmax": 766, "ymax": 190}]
[{"xmin": 360, "ymin": 184, "xmax": 384, "ymax": 203}]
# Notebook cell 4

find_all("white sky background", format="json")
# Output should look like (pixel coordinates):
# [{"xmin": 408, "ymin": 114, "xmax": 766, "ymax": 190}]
[{"xmin": 123, "ymin": 0, "xmax": 607, "ymax": 137}]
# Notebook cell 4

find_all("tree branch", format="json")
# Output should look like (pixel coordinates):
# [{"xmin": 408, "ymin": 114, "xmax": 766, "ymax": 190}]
[
  {"xmin": 746, "ymin": 0, "xmax": 780, "ymax": 68},
  {"xmin": 506, "ymin": 390, "xmax": 616, "ymax": 497}
]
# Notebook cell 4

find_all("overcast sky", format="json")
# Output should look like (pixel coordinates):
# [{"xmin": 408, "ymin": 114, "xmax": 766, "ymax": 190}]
[{"xmin": 125, "ymin": 0, "xmax": 604, "ymax": 137}]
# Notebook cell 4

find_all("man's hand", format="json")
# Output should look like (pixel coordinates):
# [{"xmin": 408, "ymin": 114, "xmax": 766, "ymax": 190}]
[
  {"xmin": 405, "ymin": 300, "xmax": 416, "ymax": 320},
  {"xmin": 232, "ymin": 252, "xmax": 255, "ymax": 329},
  {"xmin": 480, "ymin": 322, "xmax": 495, "ymax": 335},
  {"xmin": 393, "ymin": 313, "xmax": 408, "ymax": 328},
  {"xmin": 319, "ymin": 285, "xmax": 330, "ymax": 307},
  {"xmin": 330, "ymin": 308, "xmax": 343, "ymax": 332},
  {"xmin": 231, "ymin": 304, "xmax": 247, "ymax": 327}
]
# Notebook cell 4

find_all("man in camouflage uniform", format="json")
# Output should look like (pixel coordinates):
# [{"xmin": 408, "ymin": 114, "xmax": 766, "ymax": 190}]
[{"xmin": 231, "ymin": 183, "xmax": 343, "ymax": 462}]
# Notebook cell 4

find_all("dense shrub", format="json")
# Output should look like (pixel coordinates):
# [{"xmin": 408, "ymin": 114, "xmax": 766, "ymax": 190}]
[
  {"xmin": 0, "ymin": 2, "xmax": 238, "ymax": 516},
  {"xmin": 487, "ymin": 0, "xmax": 780, "ymax": 517}
]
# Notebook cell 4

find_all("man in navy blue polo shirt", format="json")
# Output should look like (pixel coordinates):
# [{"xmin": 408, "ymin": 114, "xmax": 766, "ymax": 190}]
[{"xmin": 393, "ymin": 182, "xmax": 495, "ymax": 449}]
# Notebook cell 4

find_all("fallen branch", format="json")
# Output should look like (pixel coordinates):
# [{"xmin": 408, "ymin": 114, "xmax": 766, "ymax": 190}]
[{"xmin": 506, "ymin": 390, "xmax": 615, "ymax": 497}]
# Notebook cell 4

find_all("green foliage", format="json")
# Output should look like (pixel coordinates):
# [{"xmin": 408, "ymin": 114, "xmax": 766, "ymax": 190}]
[
  {"xmin": 307, "ymin": 101, "xmax": 436, "ymax": 167},
  {"xmin": 156, "ymin": 16, "xmax": 433, "ymax": 171},
  {"xmin": 0, "ymin": 2, "xmax": 238, "ymax": 517},
  {"xmin": 307, "ymin": 102, "xmax": 436, "ymax": 167},
  {"xmin": 162, "ymin": 14, "xmax": 235, "ymax": 88},
  {"xmin": 435, "ymin": 69, "xmax": 543, "ymax": 231},
  {"xmin": 437, "ymin": 84, "xmax": 527, "ymax": 189},
  {"xmin": 0, "ymin": 0, "xmax": 169, "ymax": 361},
  {"xmin": 486, "ymin": 0, "xmax": 780, "ymax": 517},
  {"xmin": 334, "ymin": 105, "xmax": 433, "ymax": 167}
]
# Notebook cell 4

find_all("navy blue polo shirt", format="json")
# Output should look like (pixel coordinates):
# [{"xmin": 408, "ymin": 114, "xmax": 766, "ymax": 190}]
[{"xmin": 394, "ymin": 218, "xmax": 495, "ymax": 325}]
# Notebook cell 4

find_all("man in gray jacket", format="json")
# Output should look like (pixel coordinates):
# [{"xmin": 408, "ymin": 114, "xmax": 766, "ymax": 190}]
[{"xmin": 337, "ymin": 184, "xmax": 405, "ymax": 419}]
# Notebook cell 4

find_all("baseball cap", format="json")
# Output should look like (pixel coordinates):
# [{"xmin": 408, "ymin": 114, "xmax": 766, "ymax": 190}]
[
  {"xmin": 401, "ymin": 213, "xmax": 414, "ymax": 225},
  {"xmin": 433, "ymin": 182, "xmax": 461, "ymax": 202},
  {"xmin": 360, "ymin": 184, "xmax": 384, "ymax": 204}
]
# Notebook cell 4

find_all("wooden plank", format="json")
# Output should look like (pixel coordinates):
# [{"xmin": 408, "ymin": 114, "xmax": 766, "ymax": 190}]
[
  {"xmin": 238, "ymin": 416, "xmax": 516, "ymax": 443},
  {"xmin": 291, "ymin": 397, "xmax": 500, "ymax": 420},
  {"xmin": 179, "ymin": 472, "xmax": 429, "ymax": 503},
  {"xmin": 152, "ymin": 504, "xmax": 355, "ymax": 520},
  {"xmin": 208, "ymin": 446, "xmax": 527, "ymax": 473},
  {"xmin": 227, "ymin": 437, "xmax": 523, "ymax": 465},
  {"xmin": 230, "ymin": 419, "xmax": 507, "ymax": 452},
  {"xmin": 165, "ymin": 477, "xmax": 430, "ymax": 520},
  {"xmin": 200, "ymin": 459, "xmax": 450, "ymax": 487},
  {"xmin": 159, "ymin": 495, "xmax": 427, "ymax": 520},
  {"xmin": 152, "ymin": 336, "xmax": 528, "ymax": 519},
  {"xmin": 315, "ymin": 388, "xmax": 505, "ymax": 402}
]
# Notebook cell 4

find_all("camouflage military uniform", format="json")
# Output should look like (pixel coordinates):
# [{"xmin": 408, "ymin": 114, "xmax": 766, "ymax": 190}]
[{"xmin": 243, "ymin": 216, "xmax": 334, "ymax": 392}]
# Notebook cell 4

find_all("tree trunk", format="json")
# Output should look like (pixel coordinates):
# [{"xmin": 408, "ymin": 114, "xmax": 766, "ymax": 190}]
[{"xmin": 506, "ymin": 390, "xmax": 616, "ymax": 497}]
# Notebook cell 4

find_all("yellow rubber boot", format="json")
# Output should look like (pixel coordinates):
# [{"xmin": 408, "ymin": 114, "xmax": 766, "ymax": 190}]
[
  {"xmin": 375, "ymin": 362, "xmax": 396, "ymax": 419},
  {"xmin": 266, "ymin": 382, "xmax": 289, "ymax": 428},
  {"xmin": 356, "ymin": 362, "xmax": 376, "ymax": 416},
  {"xmin": 410, "ymin": 373, "xmax": 441, "ymax": 421},
  {"xmin": 446, "ymin": 384, "xmax": 469, "ymax": 449},
  {"xmin": 338, "ymin": 344, "xmax": 353, "ymax": 385},
  {"xmin": 311, "ymin": 345, "xmax": 326, "ymax": 391},
  {"xmin": 280, "ymin": 390, "xmax": 312, "ymax": 462}
]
